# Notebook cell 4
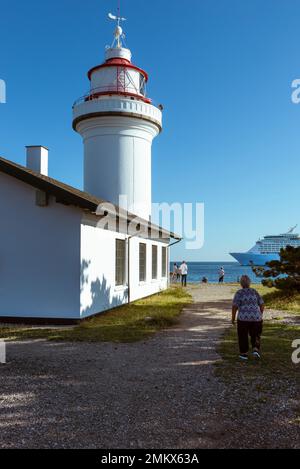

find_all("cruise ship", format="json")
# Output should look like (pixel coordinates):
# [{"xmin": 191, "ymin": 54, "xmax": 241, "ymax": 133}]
[{"xmin": 230, "ymin": 226, "xmax": 300, "ymax": 266}]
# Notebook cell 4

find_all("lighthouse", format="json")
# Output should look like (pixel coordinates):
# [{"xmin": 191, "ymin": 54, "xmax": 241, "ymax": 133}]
[
  {"xmin": 72, "ymin": 13, "xmax": 162, "ymax": 221},
  {"xmin": 0, "ymin": 9, "xmax": 181, "ymax": 324}
]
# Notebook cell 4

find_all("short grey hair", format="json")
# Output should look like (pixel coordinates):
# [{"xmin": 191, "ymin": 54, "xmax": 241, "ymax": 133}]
[{"xmin": 240, "ymin": 275, "xmax": 251, "ymax": 288}]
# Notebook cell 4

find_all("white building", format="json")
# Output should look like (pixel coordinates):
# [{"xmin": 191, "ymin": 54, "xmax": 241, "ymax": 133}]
[{"xmin": 0, "ymin": 15, "xmax": 180, "ymax": 323}]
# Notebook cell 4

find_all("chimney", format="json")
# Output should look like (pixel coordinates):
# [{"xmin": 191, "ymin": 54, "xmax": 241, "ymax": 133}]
[{"xmin": 26, "ymin": 146, "xmax": 48, "ymax": 176}]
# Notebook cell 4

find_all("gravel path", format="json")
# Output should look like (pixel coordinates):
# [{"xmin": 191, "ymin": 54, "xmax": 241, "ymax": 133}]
[{"xmin": 0, "ymin": 285, "xmax": 298, "ymax": 449}]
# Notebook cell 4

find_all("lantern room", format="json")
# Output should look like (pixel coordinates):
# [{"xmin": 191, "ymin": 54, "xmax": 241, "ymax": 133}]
[{"xmin": 87, "ymin": 47, "xmax": 150, "ymax": 104}]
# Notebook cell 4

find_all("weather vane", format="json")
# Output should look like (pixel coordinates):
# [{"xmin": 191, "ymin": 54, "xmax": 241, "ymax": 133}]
[{"xmin": 108, "ymin": 4, "xmax": 127, "ymax": 49}]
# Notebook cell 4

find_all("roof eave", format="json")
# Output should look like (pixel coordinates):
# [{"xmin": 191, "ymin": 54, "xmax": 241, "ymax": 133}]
[{"xmin": 0, "ymin": 156, "xmax": 181, "ymax": 241}]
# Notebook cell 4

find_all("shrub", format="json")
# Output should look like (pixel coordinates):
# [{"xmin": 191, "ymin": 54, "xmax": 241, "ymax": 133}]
[{"xmin": 252, "ymin": 246, "xmax": 300, "ymax": 292}]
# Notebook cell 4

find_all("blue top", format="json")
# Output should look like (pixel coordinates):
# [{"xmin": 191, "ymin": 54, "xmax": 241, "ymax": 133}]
[{"xmin": 232, "ymin": 288, "xmax": 264, "ymax": 322}]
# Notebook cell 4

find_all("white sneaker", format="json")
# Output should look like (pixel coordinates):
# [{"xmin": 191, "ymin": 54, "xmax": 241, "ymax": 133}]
[{"xmin": 239, "ymin": 354, "xmax": 248, "ymax": 360}]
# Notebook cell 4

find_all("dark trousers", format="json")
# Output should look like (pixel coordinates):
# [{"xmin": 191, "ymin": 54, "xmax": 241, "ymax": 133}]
[
  {"xmin": 219, "ymin": 276, "xmax": 224, "ymax": 283},
  {"xmin": 181, "ymin": 274, "xmax": 187, "ymax": 287},
  {"xmin": 237, "ymin": 320, "xmax": 263, "ymax": 354}
]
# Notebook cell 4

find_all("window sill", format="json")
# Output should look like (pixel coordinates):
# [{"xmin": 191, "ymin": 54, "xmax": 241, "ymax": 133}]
[{"xmin": 114, "ymin": 285, "xmax": 128, "ymax": 292}]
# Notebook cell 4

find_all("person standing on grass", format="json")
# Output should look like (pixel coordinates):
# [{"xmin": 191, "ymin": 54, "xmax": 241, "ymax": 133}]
[
  {"xmin": 180, "ymin": 261, "xmax": 188, "ymax": 287},
  {"xmin": 218, "ymin": 266, "xmax": 225, "ymax": 283},
  {"xmin": 232, "ymin": 275, "xmax": 264, "ymax": 361},
  {"xmin": 172, "ymin": 263, "xmax": 178, "ymax": 282}
]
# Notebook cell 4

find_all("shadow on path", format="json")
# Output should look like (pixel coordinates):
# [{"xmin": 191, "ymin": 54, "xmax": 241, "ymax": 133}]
[{"xmin": 0, "ymin": 286, "xmax": 297, "ymax": 449}]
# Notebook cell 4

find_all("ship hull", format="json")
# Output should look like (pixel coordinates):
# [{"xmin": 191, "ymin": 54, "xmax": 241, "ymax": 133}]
[{"xmin": 230, "ymin": 252, "xmax": 280, "ymax": 266}]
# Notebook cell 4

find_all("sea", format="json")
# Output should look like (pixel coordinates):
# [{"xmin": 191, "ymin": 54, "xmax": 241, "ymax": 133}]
[{"xmin": 170, "ymin": 262, "xmax": 260, "ymax": 284}]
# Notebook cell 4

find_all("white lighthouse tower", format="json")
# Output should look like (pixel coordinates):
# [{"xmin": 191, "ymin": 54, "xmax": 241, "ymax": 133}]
[{"xmin": 72, "ymin": 13, "xmax": 162, "ymax": 221}]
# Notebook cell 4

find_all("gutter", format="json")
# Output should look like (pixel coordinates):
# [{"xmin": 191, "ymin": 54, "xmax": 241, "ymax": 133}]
[
  {"xmin": 167, "ymin": 238, "xmax": 183, "ymax": 287},
  {"xmin": 167, "ymin": 238, "xmax": 182, "ymax": 248},
  {"xmin": 127, "ymin": 230, "xmax": 142, "ymax": 304}
]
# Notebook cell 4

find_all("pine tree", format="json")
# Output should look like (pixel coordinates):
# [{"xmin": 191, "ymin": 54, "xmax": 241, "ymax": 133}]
[{"xmin": 252, "ymin": 246, "xmax": 300, "ymax": 292}]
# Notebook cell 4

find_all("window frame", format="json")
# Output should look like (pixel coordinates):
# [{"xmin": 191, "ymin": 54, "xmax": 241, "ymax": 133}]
[
  {"xmin": 152, "ymin": 245, "xmax": 158, "ymax": 280},
  {"xmin": 115, "ymin": 239, "xmax": 126, "ymax": 287},
  {"xmin": 139, "ymin": 243, "xmax": 147, "ymax": 282},
  {"xmin": 161, "ymin": 246, "xmax": 167, "ymax": 278}
]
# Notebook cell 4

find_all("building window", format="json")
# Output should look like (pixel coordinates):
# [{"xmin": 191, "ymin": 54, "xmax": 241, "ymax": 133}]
[
  {"xmin": 162, "ymin": 246, "xmax": 167, "ymax": 277},
  {"xmin": 152, "ymin": 245, "xmax": 158, "ymax": 280},
  {"xmin": 115, "ymin": 239, "xmax": 126, "ymax": 286},
  {"xmin": 139, "ymin": 243, "xmax": 147, "ymax": 282}
]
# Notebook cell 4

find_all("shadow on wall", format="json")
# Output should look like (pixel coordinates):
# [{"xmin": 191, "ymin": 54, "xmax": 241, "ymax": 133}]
[{"xmin": 80, "ymin": 259, "xmax": 128, "ymax": 318}]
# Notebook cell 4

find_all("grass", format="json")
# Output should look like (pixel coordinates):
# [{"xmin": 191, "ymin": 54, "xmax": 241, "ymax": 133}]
[
  {"xmin": 255, "ymin": 285, "xmax": 300, "ymax": 314},
  {"xmin": 217, "ymin": 322, "xmax": 300, "ymax": 382},
  {"xmin": 216, "ymin": 322, "xmax": 300, "ymax": 422},
  {"xmin": 0, "ymin": 286, "xmax": 192, "ymax": 344},
  {"xmin": 217, "ymin": 284, "xmax": 300, "ymax": 403}
]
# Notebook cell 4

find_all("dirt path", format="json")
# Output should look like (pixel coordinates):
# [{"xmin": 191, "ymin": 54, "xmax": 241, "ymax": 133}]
[{"xmin": 0, "ymin": 285, "xmax": 298, "ymax": 448}]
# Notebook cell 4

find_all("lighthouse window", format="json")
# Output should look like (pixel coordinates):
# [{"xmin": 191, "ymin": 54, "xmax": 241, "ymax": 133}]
[
  {"xmin": 161, "ymin": 247, "xmax": 167, "ymax": 278},
  {"xmin": 152, "ymin": 245, "xmax": 158, "ymax": 280},
  {"xmin": 139, "ymin": 243, "xmax": 147, "ymax": 282},
  {"xmin": 115, "ymin": 239, "xmax": 126, "ymax": 286},
  {"xmin": 140, "ymin": 75, "xmax": 145, "ymax": 95}
]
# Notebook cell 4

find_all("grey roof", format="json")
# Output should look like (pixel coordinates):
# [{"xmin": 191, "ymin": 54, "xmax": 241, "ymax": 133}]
[{"xmin": 0, "ymin": 156, "xmax": 181, "ymax": 240}]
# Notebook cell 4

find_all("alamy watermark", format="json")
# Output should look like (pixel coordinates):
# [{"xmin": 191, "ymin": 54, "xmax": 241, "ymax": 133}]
[
  {"xmin": 0, "ymin": 79, "xmax": 6, "ymax": 103},
  {"xmin": 291, "ymin": 79, "xmax": 300, "ymax": 103},
  {"xmin": 291, "ymin": 339, "xmax": 300, "ymax": 364},
  {"xmin": 0, "ymin": 341, "xmax": 6, "ymax": 364},
  {"xmin": 95, "ymin": 197, "xmax": 205, "ymax": 250}
]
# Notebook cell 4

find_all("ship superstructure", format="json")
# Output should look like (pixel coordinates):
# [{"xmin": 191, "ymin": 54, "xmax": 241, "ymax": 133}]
[{"xmin": 230, "ymin": 226, "xmax": 300, "ymax": 265}]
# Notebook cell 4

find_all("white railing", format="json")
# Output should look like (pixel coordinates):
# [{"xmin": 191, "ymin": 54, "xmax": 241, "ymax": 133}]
[{"xmin": 73, "ymin": 95, "xmax": 162, "ymax": 125}]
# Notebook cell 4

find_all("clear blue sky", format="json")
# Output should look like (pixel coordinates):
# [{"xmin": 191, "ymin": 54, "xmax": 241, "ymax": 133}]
[{"xmin": 1, "ymin": 0, "xmax": 300, "ymax": 261}]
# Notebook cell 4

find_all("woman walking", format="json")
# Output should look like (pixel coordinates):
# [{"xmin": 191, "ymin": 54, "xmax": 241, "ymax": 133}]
[{"xmin": 232, "ymin": 275, "xmax": 264, "ymax": 360}]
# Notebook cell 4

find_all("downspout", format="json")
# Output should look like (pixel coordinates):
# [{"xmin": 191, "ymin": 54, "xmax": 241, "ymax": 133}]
[
  {"xmin": 127, "ymin": 229, "xmax": 141, "ymax": 304},
  {"xmin": 167, "ymin": 238, "xmax": 182, "ymax": 248},
  {"xmin": 127, "ymin": 236, "xmax": 131, "ymax": 304},
  {"xmin": 167, "ymin": 238, "xmax": 182, "ymax": 287}
]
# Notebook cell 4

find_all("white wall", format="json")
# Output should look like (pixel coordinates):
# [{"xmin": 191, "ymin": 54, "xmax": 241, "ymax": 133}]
[
  {"xmin": 0, "ymin": 173, "xmax": 82, "ymax": 319},
  {"xmin": 129, "ymin": 237, "xmax": 169, "ymax": 302},
  {"xmin": 76, "ymin": 113, "xmax": 158, "ymax": 221},
  {"xmin": 80, "ymin": 219, "xmax": 128, "ymax": 318},
  {"xmin": 80, "ymin": 215, "xmax": 169, "ymax": 318},
  {"xmin": 73, "ymin": 97, "xmax": 162, "ymax": 221},
  {"xmin": 0, "ymin": 173, "xmax": 170, "ymax": 320}
]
